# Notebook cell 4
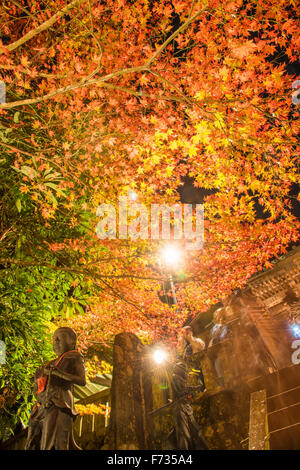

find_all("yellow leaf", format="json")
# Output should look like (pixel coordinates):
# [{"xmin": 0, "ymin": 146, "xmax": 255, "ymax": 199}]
[
  {"xmin": 170, "ymin": 140, "xmax": 179, "ymax": 150},
  {"xmin": 166, "ymin": 165, "xmax": 173, "ymax": 177},
  {"xmin": 188, "ymin": 145, "xmax": 198, "ymax": 157},
  {"xmin": 195, "ymin": 90, "xmax": 205, "ymax": 100},
  {"xmin": 151, "ymin": 154, "xmax": 161, "ymax": 165},
  {"xmin": 21, "ymin": 56, "xmax": 30, "ymax": 67}
]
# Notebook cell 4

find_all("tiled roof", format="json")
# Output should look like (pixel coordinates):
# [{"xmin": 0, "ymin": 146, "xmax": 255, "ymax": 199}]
[{"xmin": 73, "ymin": 373, "xmax": 112, "ymax": 403}]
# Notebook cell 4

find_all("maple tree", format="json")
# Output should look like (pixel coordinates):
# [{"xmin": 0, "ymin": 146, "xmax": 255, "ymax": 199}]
[{"xmin": 0, "ymin": 0, "xmax": 299, "ymax": 433}]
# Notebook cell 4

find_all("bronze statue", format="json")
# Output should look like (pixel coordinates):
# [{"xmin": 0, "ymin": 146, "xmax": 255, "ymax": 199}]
[
  {"xmin": 180, "ymin": 326, "xmax": 206, "ymax": 392},
  {"xmin": 165, "ymin": 359, "xmax": 208, "ymax": 450},
  {"xmin": 25, "ymin": 327, "xmax": 86, "ymax": 450}
]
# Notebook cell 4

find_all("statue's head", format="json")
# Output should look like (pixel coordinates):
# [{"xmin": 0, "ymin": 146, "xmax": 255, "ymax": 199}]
[
  {"xmin": 53, "ymin": 327, "xmax": 77, "ymax": 356},
  {"xmin": 213, "ymin": 307, "xmax": 226, "ymax": 325},
  {"xmin": 182, "ymin": 326, "xmax": 193, "ymax": 338}
]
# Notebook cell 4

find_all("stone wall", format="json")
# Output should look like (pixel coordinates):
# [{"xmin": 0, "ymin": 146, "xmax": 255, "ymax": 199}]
[
  {"xmin": 150, "ymin": 349, "xmax": 251, "ymax": 450},
  {"xmin": 151, "ymin": 383, "xmax": 250, "ymax": 450},
  {"xmin": 193, "ymin": 386, "xmax": 250, "ymax": 450}
]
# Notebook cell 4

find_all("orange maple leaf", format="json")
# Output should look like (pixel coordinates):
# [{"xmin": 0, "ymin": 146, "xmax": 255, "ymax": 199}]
[{"xmin": 232, "ymin": 41, "xmax": 257, "ymax": 59}]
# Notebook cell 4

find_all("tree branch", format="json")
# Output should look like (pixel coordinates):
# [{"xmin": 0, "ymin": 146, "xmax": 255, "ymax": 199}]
[
  {"xmin": 145, "ymin": 7, "xmax": 208, "ymax": 67},
  {"xmin": 147, "ymin": 69, "xmax": 213, "ymax": 119},
  {"xmin": 5, "ymin": 0, "xmax": 86, "ymax": 52},
  {"xmin": 0, "ymin": 258, "xmax": 164, "ymax": 281},
  {"xmin": 0, "ymin": 7, "xmax": 209, "ymax": 109},
  {"xmin": 0, "ymin": 141, "xmax": 63, "ymax": 170},
  {"xmin": 98, "ymin": 278, "xmax": 149, "ymax": 317},
  {"xmin": 0, "ymin": 66, "xmax": 146, "ymax": 109},
  {"xmin": 9, "ymin": 0, "xmax": 36, "ymax": 20},
  {"xmin": 100, "ymin": 82, "xmax": 188, "ymax": 104}
]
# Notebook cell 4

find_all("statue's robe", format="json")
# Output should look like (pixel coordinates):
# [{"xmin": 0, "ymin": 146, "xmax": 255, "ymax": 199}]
[
  {"xmin": 166, "ymin": 361, "xmax": 208, "ymax": 450},
  {"xmin": 25, "ymin": 350, "xmax": 86, "ymax": 450}
]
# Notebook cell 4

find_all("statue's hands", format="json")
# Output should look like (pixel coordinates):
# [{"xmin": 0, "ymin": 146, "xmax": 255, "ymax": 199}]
[
  {"xmin": 186, "ymin": 384, "xmax": 205, "ymax": 394},
  {"xmin": 42, "ymin": 365, "xmax": 66, "ymax": 380},
  {"xmin": 51, "ymin": 366, "xmax": 72, "ymax": 381},
  {"xmin": 44, "ymin": 364, "xmax": 56, "ymax": 375},
  {"xmin": 52, "ymin": 368, "xmax": 64, "ymax": 378}
]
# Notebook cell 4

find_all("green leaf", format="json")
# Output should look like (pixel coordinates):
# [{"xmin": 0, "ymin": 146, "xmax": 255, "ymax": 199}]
[
  {"xmin": 76, "ymin": 304, "xmax": 84, "ymax": 315},
  {"xmin": 16, "ymin": 199, "xmax": 22, "ymax": 213},
  {"xmin": 45, "ymin": 182, "xmax": 57, "ymax": 190},
  {"xmin": 44, "ymin": 168, "xmax": 54, "ymax": 176},
  {"xmin": 20, "ymin": 165, "xmax": 37, "ymax": 178},
  {"xmin": 48, "ymin": 192, "xmax": 57, "ymax": 205},
  {"xmin": 14, "ymin": 112, "xmax": 20, "ymax": 123}
]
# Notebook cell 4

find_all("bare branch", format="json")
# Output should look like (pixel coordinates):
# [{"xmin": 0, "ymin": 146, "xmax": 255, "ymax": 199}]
[
  {"xmin": 148, "ymin": 69, "xmax": 214, "ymax": 119},
  {"xmin": 145, "ymin": 7, "xmax": 208, "ymax": 67},
  {"xmin": 0, "ymin": 227, "xmax": 15, "ymax": 244},
  {"xmin": 0, "ymin": 258, "xmax": 164, "ymax": 282},
  {"xmin": 100, "ymin": 82, "xmax": 188, "ymax": 104},
  {"xmin": 0, "ymin": 142, "xmax": 62, "ymax": 170},
  {"xmin": 99, "ymin": 278, "xmax": 149, "ymax": 317},
  {"xmin": 0, "ymin": 7, "xmax": 209, "ymax": 109},
  {"xmin": 9, "ymin": 0, "xmax": 36, "ymax": 20},
  {"xmin": 189, "ymin": 0, "xmax": 196, "ymax": 18},
  {"xmin": 0, "ymin": 66, "xmax": 146, "ymax": 109}
]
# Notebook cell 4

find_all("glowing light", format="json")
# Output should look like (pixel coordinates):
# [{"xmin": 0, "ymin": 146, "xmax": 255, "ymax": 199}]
[
  {"xmin": 291, "ymin": 323, "xmax": 300, "ymax": 338},
  {"xmin": 161, "ymin": 245, "xmax": 182, "ymax": 266},
  {"xmin": 129, "ymin": 190, "xmax": 138, "ymax": 201},
  {"xmin": 153, "ymin": 349, "xmax": 168, "ymax": 364}
]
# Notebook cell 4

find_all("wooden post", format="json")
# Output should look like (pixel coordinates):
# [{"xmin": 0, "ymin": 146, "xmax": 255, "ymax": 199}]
[
  {"xmin": 248, "ymin": 389, "xmax": 269, "ymax": 450},
  {"xmin": 104, "ymin": 332, "xmax": 154, "ymax": 450}
]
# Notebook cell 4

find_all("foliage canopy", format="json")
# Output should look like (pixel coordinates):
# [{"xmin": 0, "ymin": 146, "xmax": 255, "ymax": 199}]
[{"xmin": 0, "ymin": 0, "xmax": 299, "ymax": 435}]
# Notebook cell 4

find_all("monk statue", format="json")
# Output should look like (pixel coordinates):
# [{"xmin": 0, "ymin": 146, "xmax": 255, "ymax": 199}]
[
  {"xmin": 165, "ymin": 358, "xmax": 208, "ymax": 450},
  {"xmin": 25, "ymin": 327, "xmax": 86, "ymax": 450}
]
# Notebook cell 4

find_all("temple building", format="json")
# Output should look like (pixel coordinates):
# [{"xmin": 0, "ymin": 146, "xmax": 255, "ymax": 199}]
[{"xmin": 186, "ymin": 245, "xmax": 300, "ymax": 450}]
